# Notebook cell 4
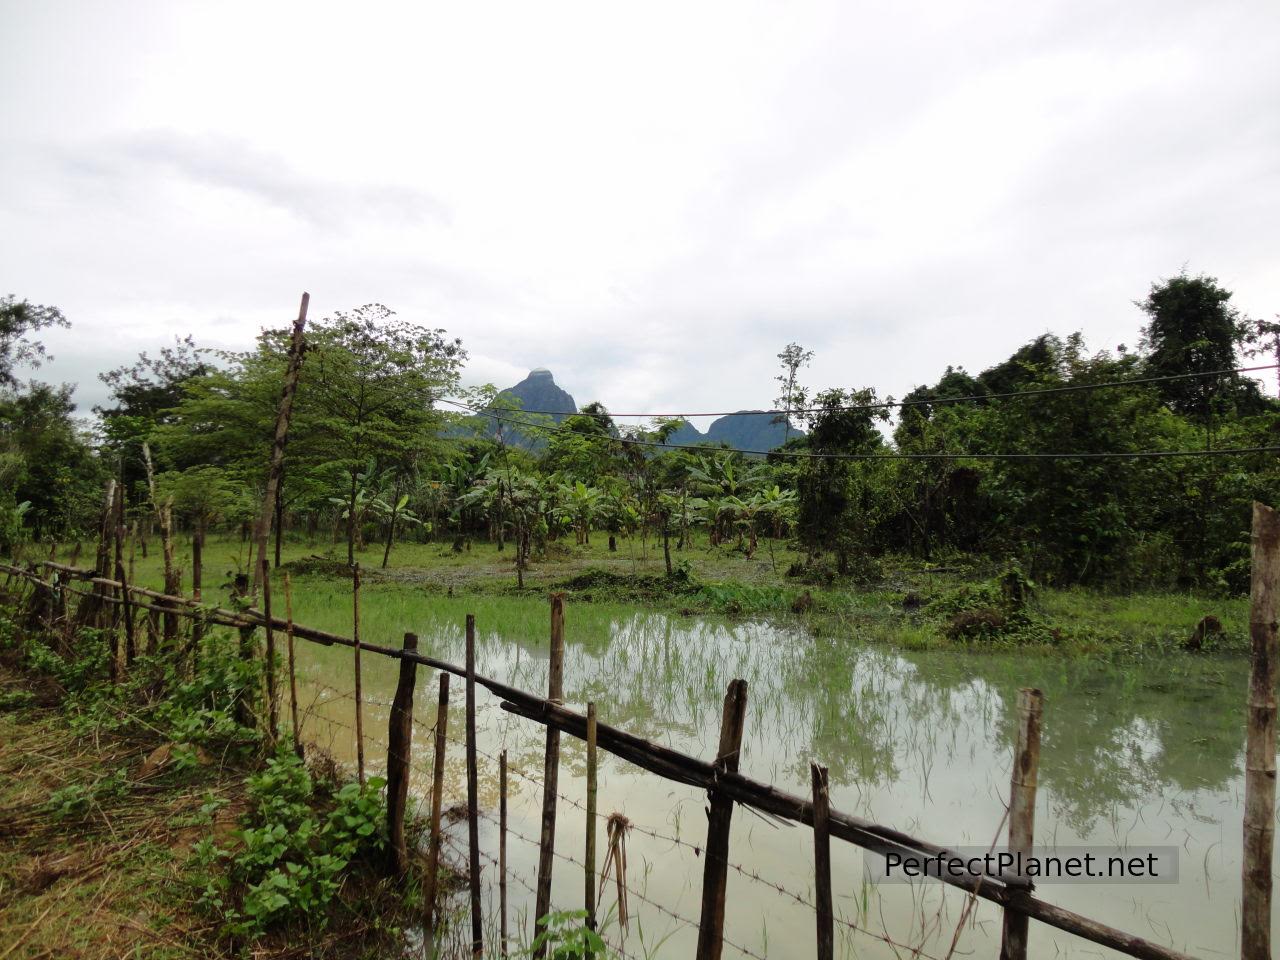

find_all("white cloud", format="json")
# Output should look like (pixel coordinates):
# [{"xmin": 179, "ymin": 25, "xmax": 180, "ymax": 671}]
[{"xmin": 2, "ymin": 0, "xmax": 1277, "ymax": 418}]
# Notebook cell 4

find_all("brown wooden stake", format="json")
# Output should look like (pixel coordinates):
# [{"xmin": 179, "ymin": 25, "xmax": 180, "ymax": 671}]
[
  {"xmin": 141, "ymin": 443, "xmax": 179, "ymax": 644},
  {"xmin": 466, "ymin": 614, "xmax": 483, "ymax": 957},
  {"xmin": 252, "ymin": 293, "xmax": 309, "ymax": 592},
  {"xmin": 500, "ymin": 748, "xmax": 509, "ymax": 959},
  {"xmin": 232, "ymin": 572, "xmax": 256, "ymax": 729},
  {"xmin": 282, "ymin": 572, "xmax": 302, "ymax": 758},
  {"xmin": 1000, "ymin": 687, "xmax": 1044, "ymax": 960},
  {"xmin": 90, "ymin": 479, "xmax": 116, "ymax": 633},
  {"xmin": 190, "ymin": 530, "xmax": 203, "ymax": 670},
  {"xmin": 1243, "ymin": 501, "xmax": 1279, "ymax": 960},
  {"xmin": 585, "ymin": 702, "xmax": 598, "ymax": 937},
  {"xmin": 386, "ymin": 631, "xmax": 418, "ymax": 878},
  {"xmin": 260, "ymin": 558, "xmax": 278, "ymax": 744},
  {"xmin": 423, "ymin": 673, "xmax": 450, "ymax": 957},
  {"xmin": 112, "ymin": 483, "xmax": 135, "ymax": 670},
  {"xmin": 695, "ymin": 678, "xmax": 749, "ymax": 960},
  {"xmin": 352, "ymin": 562, "xmax": 365, "ymax": 787},
  {"xmin": 533, "ymin": 592, "xmax": 567, "ymax": 955},
  {"xmin": 811, "ymin": 763, "xmax": 833, "ymax": 960}
]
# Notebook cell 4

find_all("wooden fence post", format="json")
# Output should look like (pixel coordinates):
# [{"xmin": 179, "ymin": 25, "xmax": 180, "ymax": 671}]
[
  {"xmin": 500, "ymin": 748, "xmax": 509, "ymax": 959},
  {"xmin": 811, "ymin": 763, "xmax": 833, "ymax": 960},
  {"xmin": 423, "ymin": 672, "xmax": 450, "ymax": 956},
  {"xmin": 534, "ymin": 592, "xmax": 567, "ymax": 956},
  {"xmin": 282, "ymin": 572, "xmax": 302, "ymax": 758},
  {"xmin": 695, "ymin": 678, "xmax": 749, "ymax": 960},
  {"xmin": 1243, "ymin": 501, "xmax": 1279, "ymax": 960},
  {"xmin": 260, "ymin": 557, "xmax": 278, "ymax": 744},
  {"xmin": 386, "ymin": 631, "xmax": 418, "ymax": 878},
  {"xmin": 111, "ymin": 482, "xmax": 132, "ymax": 666},
  {"xmin": 1000, "ymin": 687, "xmax": 1044, "ymax": 960},
  {"xmin": 585, "ymin": 702, "xmax": 598, "ymax": 938},
  {"xmin": 190, "ymin": 530, "xmax": 203, "ymax": 670},
  {"xmin": 352, "ymin": 562, "xmax": 365, "ymax": 787},
  {"xmin": 466, "ymin": 613, "xmax": 483, "ymax": 957},
  {"xmin": 232, "ymin": 572, "xmax": 256, "ymax": 729},
  {"xmin": 252, "ymin": 292, "xmax": 308, "ymax": 592}
]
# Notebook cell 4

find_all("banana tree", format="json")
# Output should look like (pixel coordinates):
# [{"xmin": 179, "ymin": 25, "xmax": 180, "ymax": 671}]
[
  {"xmin": 372, "ymin": 491, "xmax": 421, "ymax": 568},
  {"xmin": 556, "ymin": 480, "xmax": 603, "ymax": 546}
]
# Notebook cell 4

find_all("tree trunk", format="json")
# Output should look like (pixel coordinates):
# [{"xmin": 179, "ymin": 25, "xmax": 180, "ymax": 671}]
[
  {"xmin": 274, "ymin": 481, "xmax": 285, "ymax": 569},
  {"xmin": 662, "ymin": 523, "xmax": 672, "ymax": 576},
  {"xmin": 347, "ymin": 472, "xmax": 358, "ymax": 567},
  {"xmin": 382, "ymin": 509, "xmax": 398, "ymax": 569}
]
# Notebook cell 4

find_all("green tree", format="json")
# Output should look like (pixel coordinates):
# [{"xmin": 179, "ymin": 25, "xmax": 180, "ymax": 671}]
[
  {"xmin": 1138, "ymin": 273, "xmax": 1260, "ymax": 420},
  {"xmin": 0, "ymin": 295, "xmax": 69, "ymax": 388},
  {"xmin": 296, "ymin": 304, "xmax": 465, "ymax": 564}
]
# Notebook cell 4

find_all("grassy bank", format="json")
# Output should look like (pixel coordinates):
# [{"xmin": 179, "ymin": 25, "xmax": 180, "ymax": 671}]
[
  {"xmin": 26, "ymin": 532, "xmax": 1250, "ymax": 659},
  {"xmin": 0, "ymin": 598, "xmax": 426, "ymax": 960}
]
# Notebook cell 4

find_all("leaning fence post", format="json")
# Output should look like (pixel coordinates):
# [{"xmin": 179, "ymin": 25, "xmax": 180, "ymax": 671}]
[
  {"xmin": 534, "ymin": 592, "xmax": 567, "ymax": 956},
  {"xmin": 695, "ymin": 678, "xmax": 749, "ymax": 960},
  {"xmin": 386, "ymin": 631, "xmax": 418, "ymax": 878},
  {"xmin": 585, "ymin": 702, "xmax": 598, "ymax": 939},
  {"xmin": 466, "ymin": 613, "xmax": 483, "ymax": 957},
  {"xmin": 811, "ymin": 763, "xmax": 833, "ymax": 960},
  {"xmin": 423, "ymin": 672, "xmax": 450, "ymax": 957},
  {"xmin": 1243, "ymin": 501, "xmax": 1279, "ymax": 960},
  {"xmin": 260, "ymin": 557, "xmax": 278, "ymax": 744},
  {"xmin": 500, "ymin": 748, "xmax": 509, "ymax": 959},
  {"xmin": 352, "ymin": 562, "xmax": 365, "ymax": 787},
  {"xmin": 1000, "ymin": 687, "xmax": 1044, "ymax": 960},
  {"xmin": 282, "ymin": 572, "xmax": 302, "ymax": 758}
]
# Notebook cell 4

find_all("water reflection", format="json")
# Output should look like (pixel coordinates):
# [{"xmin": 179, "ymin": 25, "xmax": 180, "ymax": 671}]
[{"xmin": 290, "ymin": 594, "xmax": 1256, "ymax": 958}]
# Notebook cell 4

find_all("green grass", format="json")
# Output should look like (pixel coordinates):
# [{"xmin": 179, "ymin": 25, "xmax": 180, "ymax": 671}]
[{"xmin": 38, "ymin": 532, "xmax": 1250, "ymax": 659}]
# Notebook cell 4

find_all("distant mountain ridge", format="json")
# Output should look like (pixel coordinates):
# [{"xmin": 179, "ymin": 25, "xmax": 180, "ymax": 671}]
[
  {"xmin": 664, "ymin": 412, "xmax": 801, "ymax": 451},
  {"xmin": 483, "ymin": 368, "xmax": 801, "ymax": 452}
]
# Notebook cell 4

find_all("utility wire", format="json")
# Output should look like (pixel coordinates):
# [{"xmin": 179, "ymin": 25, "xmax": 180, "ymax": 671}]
[
  {"xmin": 439, "ymin": 398, "xmax": 1280, "ymax": 463},
  {"xmin": 445, "ymin": 363, "xmax": 1278, "ymax": 420}
]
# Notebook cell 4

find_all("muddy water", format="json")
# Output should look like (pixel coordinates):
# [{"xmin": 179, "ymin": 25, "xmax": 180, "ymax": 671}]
[{"xmin": 285, "ymin": 586, "xmax": 1261, "ymax": 959}]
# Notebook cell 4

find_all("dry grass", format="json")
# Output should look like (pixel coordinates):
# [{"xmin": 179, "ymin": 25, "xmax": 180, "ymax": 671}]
[{"xmin": 0, "ymin": 665, "xmax": 238, "ymax": 959}]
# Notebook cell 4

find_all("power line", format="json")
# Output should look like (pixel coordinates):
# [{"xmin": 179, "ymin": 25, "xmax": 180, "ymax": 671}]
[
  {"xmin": 440, "ymin": 398, "xmax": 1280, "ymax": 463},
  {"xmin": 448, "ymin": 363, "xmax": 1279, "ymax": 420}
]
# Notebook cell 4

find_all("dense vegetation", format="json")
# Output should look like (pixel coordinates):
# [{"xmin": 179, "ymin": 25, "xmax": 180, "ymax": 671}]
[{"xmin": 2, "ymin": 275, "xmax": 1277, "ymax": 602}]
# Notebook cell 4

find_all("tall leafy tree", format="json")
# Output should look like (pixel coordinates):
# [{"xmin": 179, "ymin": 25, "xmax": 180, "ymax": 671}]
[
  {"xmin": 300, "ymin": 304, "xmax": 465, "ymax": 564},
  {"xmin": 1138, "ymin": 273, "xmax": 1259, "ymax": 420}
]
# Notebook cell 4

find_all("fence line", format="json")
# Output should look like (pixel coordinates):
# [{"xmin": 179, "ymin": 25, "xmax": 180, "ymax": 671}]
[{"xmin": 3, "ymin": 558, "xmax": 1208, "ymax": 960}]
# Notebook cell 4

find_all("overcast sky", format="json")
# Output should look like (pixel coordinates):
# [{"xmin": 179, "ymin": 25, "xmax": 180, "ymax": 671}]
[{"xmin": 3, "ymin": 0, "xmax": 1278, "ymax": 422}]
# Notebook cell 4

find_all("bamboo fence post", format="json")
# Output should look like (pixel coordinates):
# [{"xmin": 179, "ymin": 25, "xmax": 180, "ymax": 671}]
[
  {"xmin": 282, "ymin": 572, "xmax": 302, "ymax": 758},
  {"xmin": 386, "ymin": 631, "xmax": 418, "ymax": 878},
  {"xmin": 1243, "ymin": 501, "xmax": 1279, "ymax": 960},
  {"xmin": 190, "ymin": 530, "xmax": 203, "ymax": 670},
  {"xmin": 695, "ymin": 678, "xmax": 749, "ymax": 960},
  {"xmin": 424, "ymin": 673, "xmax": 450, "ymax": 957},
  {"xmin": 1000, "ymin": 687, "xmax": 1044, "ymax": 960},
  {"xmin": 466, "ymin": 613, "xmax": 483, "ymax": 957},
  {"xmin": 112, "ymin": 481, "xmax": 134, "ymax": 670},
  {"xmin": 260, "ymin": 558, "xmax": 278, "ymax": 744},
  {"xmin": 232, "ymin": 572, "xmax": 256, "ymax": 729},
  {"xmin": 500, "ymin": 748, "xmax": 509, "ymax": 959},
  {"xmin": 252, "ymin": 292, "xmax": 308, "ymax": 592},
  {"xmin": 352, "ymin": 562, "xmax": 365, "ymax": 787},
  {"xmin": 811, "ymin": 763, "xmax": 833, "ymax": 960},
  {"xmin": 585, "ymin": 702, "xmax": 598, "ymax": 936},
  {"xmin": 90, "ymin": 479, "xmax": 115, "ymax": 632},
  {"xmin": 534, "ymin": 592, "xmax": 567, "ymax": 955},
  {"xmin": 141, "ymin": 442, "xmax": 178, "ymax": 644}
]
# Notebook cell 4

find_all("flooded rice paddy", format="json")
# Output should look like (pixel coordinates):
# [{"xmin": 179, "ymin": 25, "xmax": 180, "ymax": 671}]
[{"xmin": 283, "ymin": 580, "xmax": 1262, "ymax": 958}]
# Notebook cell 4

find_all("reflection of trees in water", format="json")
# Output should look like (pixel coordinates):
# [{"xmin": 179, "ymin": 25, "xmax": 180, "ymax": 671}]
[
  {"xmin": 931, "ymin": 654, "xmax": 1246, "ymax": 832},
  {"xmin": 386, "ymin": 604, "xmax": 1247, "ymax": 835}
]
